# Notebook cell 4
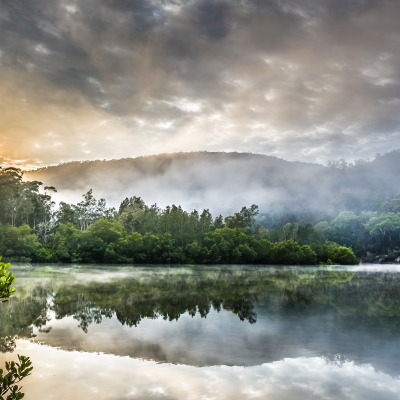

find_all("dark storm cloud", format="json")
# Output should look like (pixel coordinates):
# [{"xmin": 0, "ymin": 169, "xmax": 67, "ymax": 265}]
[
  {"xmin": 1, "ymin": 0, "xmax": 400, "ymax": 166},
  {"xmin": 0, "ymin": 0, "xmax": 308, "ymax": 106},
  {"xmin": 189, "ymin": 0, "xmax": 233, "ymax": 40},
  {"xmin": 0, "ymin": 1, "xmax": 107, "ymax": 109}
]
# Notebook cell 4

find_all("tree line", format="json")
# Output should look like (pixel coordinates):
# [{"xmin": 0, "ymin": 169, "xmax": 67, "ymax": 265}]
[
  {"xmin": 259, "ymin": 196, "xmax": 400, "ymax": 262},
  {"xmin": 0, "ymin": 166, "xmax": 367, "ymax": 265}
]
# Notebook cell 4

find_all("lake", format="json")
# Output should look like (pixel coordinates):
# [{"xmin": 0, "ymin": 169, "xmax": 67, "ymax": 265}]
[{"xmin": 1, "ymin": 264, "xmax": 400, "ymax": 399}]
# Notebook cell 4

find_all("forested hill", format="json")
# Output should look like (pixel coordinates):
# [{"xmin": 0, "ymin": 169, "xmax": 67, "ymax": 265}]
[{"xmin": 25, "ymin": 150, "xmax": 400, "ymax": 216}]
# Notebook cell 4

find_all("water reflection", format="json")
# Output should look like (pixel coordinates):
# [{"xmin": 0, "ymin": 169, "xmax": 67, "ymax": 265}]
[
  {"xmin": 0, "ymin": 285, "xmax": 50, "ymax": 352},
  {"xmin": 1, "ymin": 340, "xmax": 399, "ymax": 400},
  {"xmin": 1, "ymin": 265, "xmax": 400, "ymax": 375}
]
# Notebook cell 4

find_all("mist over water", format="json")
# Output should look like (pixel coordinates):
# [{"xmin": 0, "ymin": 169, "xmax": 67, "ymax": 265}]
[{"xmin": 2, "ymin": 264, "xmax": 400, "ymax": 400}]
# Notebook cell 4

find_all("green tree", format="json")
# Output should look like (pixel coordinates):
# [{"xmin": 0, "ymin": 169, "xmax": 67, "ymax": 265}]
[
  {"xmin": 254, "ymin": 239, "xmax": 274, "ymax": 264},
  {"xmin": 203, "ymin": 228, "xmax": 258, "ymax": 263},
  {"xmin": 185, "ymin": 241, "xmax": 203, "ymax": 263},
  {"xmin": 0, "ymin": 168, "xmax": 24, "ymax": 227},
  {"xmin": 56, "ymin": 202, "xmax": 77, "ymax": 226},
  {"xmin": 365, "ymin": 212, "xmax": 400, "ymax": 251},
  {"xmin": 379, "ymin": 196, "xmax": 400, "ymax": 213},
  {"xmin": 0, "ymin": 355, "xmax": 32, "ymax": 400},
  {"xmin": 0, "ymin": 225, "xmax": 40, "ymax": 262},
  {"xmin": 319, "ymin": 211, "xmax": 371, "ymax": 255},
  {"xmin": 0, "ymin": 259, "xmax": 15, "ymax": 301},
  {"xmin": 87, "ymin": 219, "xmax": 124, "ymax": 245},
  {"xmin": 311, "ymin": 242, "xmax": 358, "ymax": 265},
  {"xmin": 53, "ymin": 223, "xmax": 83, "ymax": 262},
  {"xmin": 224, "ymin": 205, "xmax": 259, "ymax": 233},
  {"xmin": 159, "ymin": 205, "xmax": 190, "ymax": 247},
  {"xmin": 73, "ymin": 189, "xmax": 113, "ymax": 230},
  {"xmin": 198, "ymin": 209, "xmax": 214, "ymax": 237},
  {"xmin": 326, "ymin": 242, "xmax": 359, "ymax": 265},
  {"xmin": 142, "ymin": 233, "xmax": 181, "ymax": 263},
  {"xmin": 116, "ymin": 232, "xmax": 145, "ymax": 263},
  {"xmin": 271, "ymin": 240, "xmax": 317, "ymax": 265},
  {"xmin": 77, "ymin": 231, "xmax": 107, "ymax": 263},
  {"xmin": 118, "ymin": 196, "xmax": 159, "ymax": 234}
]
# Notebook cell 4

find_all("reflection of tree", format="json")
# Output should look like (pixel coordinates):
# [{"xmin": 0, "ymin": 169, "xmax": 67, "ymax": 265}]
[
  {"xmin": 0, "ymin": 336, "xmax": 16, "ymax": 353},
  {"xmin": 52, "ymin": 273, "xmax": 263, "ymax": 330},
  {"xmin": 0, "ymin": 286, "xmax": 51, "ymax": 353},
  {"xmin": 54, "ymin": 293, "xmax": 112, "ymax": 333},
  {"xmin": 223, "ymin": 298, "xmax": 257, "ymax": 323},
  {"xmin": 6, "ymin": 267, "xmax": 400, "ymax": 341},
  {"xmin": 51, "ymin": 269, "xmax": 356, "ymax": 332}
]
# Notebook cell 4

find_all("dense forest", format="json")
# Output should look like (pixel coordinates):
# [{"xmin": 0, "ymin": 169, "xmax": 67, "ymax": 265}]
[
  {"xmin": 0, "ymin": 151, "xmax": 400, "ymax": 264},
  {"xmin": 0, "ymin": 165, "xmax": 358, "ymax": 265},
  {"xmin": 2, "ymin": 157, "xmax": 400, "ymax": 265}
]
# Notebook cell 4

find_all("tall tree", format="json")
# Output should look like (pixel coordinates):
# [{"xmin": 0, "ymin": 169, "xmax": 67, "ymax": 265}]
[{"xmin": 224, "ymin": 205, "xmax": 259, "ymax": 233}]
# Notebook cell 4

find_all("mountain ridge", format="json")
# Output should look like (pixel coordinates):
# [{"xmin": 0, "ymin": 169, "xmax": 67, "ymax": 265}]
[{"xmin": 24, "ymin": 150, "xmax": 400, "ymax": 216}]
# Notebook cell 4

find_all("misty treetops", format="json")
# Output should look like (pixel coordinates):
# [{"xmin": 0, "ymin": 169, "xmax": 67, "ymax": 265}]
[{"xmin": 3, "ymin": 164, "xmax": 396, "ymax": 265}]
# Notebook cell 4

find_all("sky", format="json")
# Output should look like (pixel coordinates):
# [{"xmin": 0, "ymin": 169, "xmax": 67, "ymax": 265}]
[{"xmin": 1, "ymin": 0, "xmax": 400, "ymax": 169}]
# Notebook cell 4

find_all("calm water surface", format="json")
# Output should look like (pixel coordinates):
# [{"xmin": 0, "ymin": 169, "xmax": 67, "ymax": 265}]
[{"xmin": 1, "ymin": 264, "xmax": 400, "ymax": 399}]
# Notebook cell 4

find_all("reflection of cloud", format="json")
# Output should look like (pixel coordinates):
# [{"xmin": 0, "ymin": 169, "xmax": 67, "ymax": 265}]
[
  {"xmin": 33, "ymin": 300, "xmax": 400, "ymax": 375},
  {"xmin": 4, "ymin": 340, "xmax": 400, "ymax": 400},
  {"xmin": 35, "ymin": 311, "xmax": 263, "ymax": 366},
  {"xmin": 12, "ymin": 265, "xmax": 400, "ymax": 382}
]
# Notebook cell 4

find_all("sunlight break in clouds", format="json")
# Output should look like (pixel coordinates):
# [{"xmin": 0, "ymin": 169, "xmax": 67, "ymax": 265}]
[{"xmin": 1, "ymin": 0, "xmax": 400, "ymax": 167}]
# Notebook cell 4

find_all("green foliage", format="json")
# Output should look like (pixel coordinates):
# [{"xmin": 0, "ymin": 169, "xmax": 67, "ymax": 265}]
[
  {"xmin": 366, "ymin": 212, "xmax": 400, "ymax": 238},
  {"xmin": 203, "ymin": 228, "xmax": 255, "ymax": 263},
  {"xmin": 271, "ymin": 241, "xmax": 317, "ymax": 265},
  {"xmin": 224, "ymin": 205, "xmax": 259, "ymax": 233},
  {"xmin": 119, "ymin": 197, "xmax": 159, "ymax": 234},
  {"xmin": 3, "ymin": 155, "xmax": 400, "ymax": 263},
  {"xmin": 312, "ymin": 242, "xmax": 359, "ymax": 265},
  {"xmin": 0, "ymin": 226, "xmax": 39, "ymax": 262},
  {"xmin": 0, "ymin": 259, "xmax": 15, "ymax": 302},
  {"xmin": 87, "ymin": 219, "xmax": 124, "ymax": 244},
  {"xmin": 0, "ymin": 355, "xmax": 32, "ymax": 400},
  {"xmin": 0, "ymin": 176, "xmax": 369, "ymax": 264},
  {"xmin": 56, "ymin": 202, "xmax": 76, "ymax": 225},
  {"xmin": 52, "ymin": 223, "xmax": 83, "ymax": 262},
  {"xmin": 33, "ymin": 247, "xmax": 57, "ymax": 263},
  {"xmin": 328, "ymin": 244, "xmax": 359, "ymax": 265},
  {"xmin": 73, "ymin": 189, "xmax": 116, "ymax": 230},
  {"xmin": 0, "ymin": 199, "xmax": 362, "ymax": 265}
]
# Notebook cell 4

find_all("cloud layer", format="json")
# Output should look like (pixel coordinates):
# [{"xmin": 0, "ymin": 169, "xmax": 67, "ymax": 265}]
[{"xmin": 1, "ymin": 0, "xmax": 400, "ymax": 167}]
